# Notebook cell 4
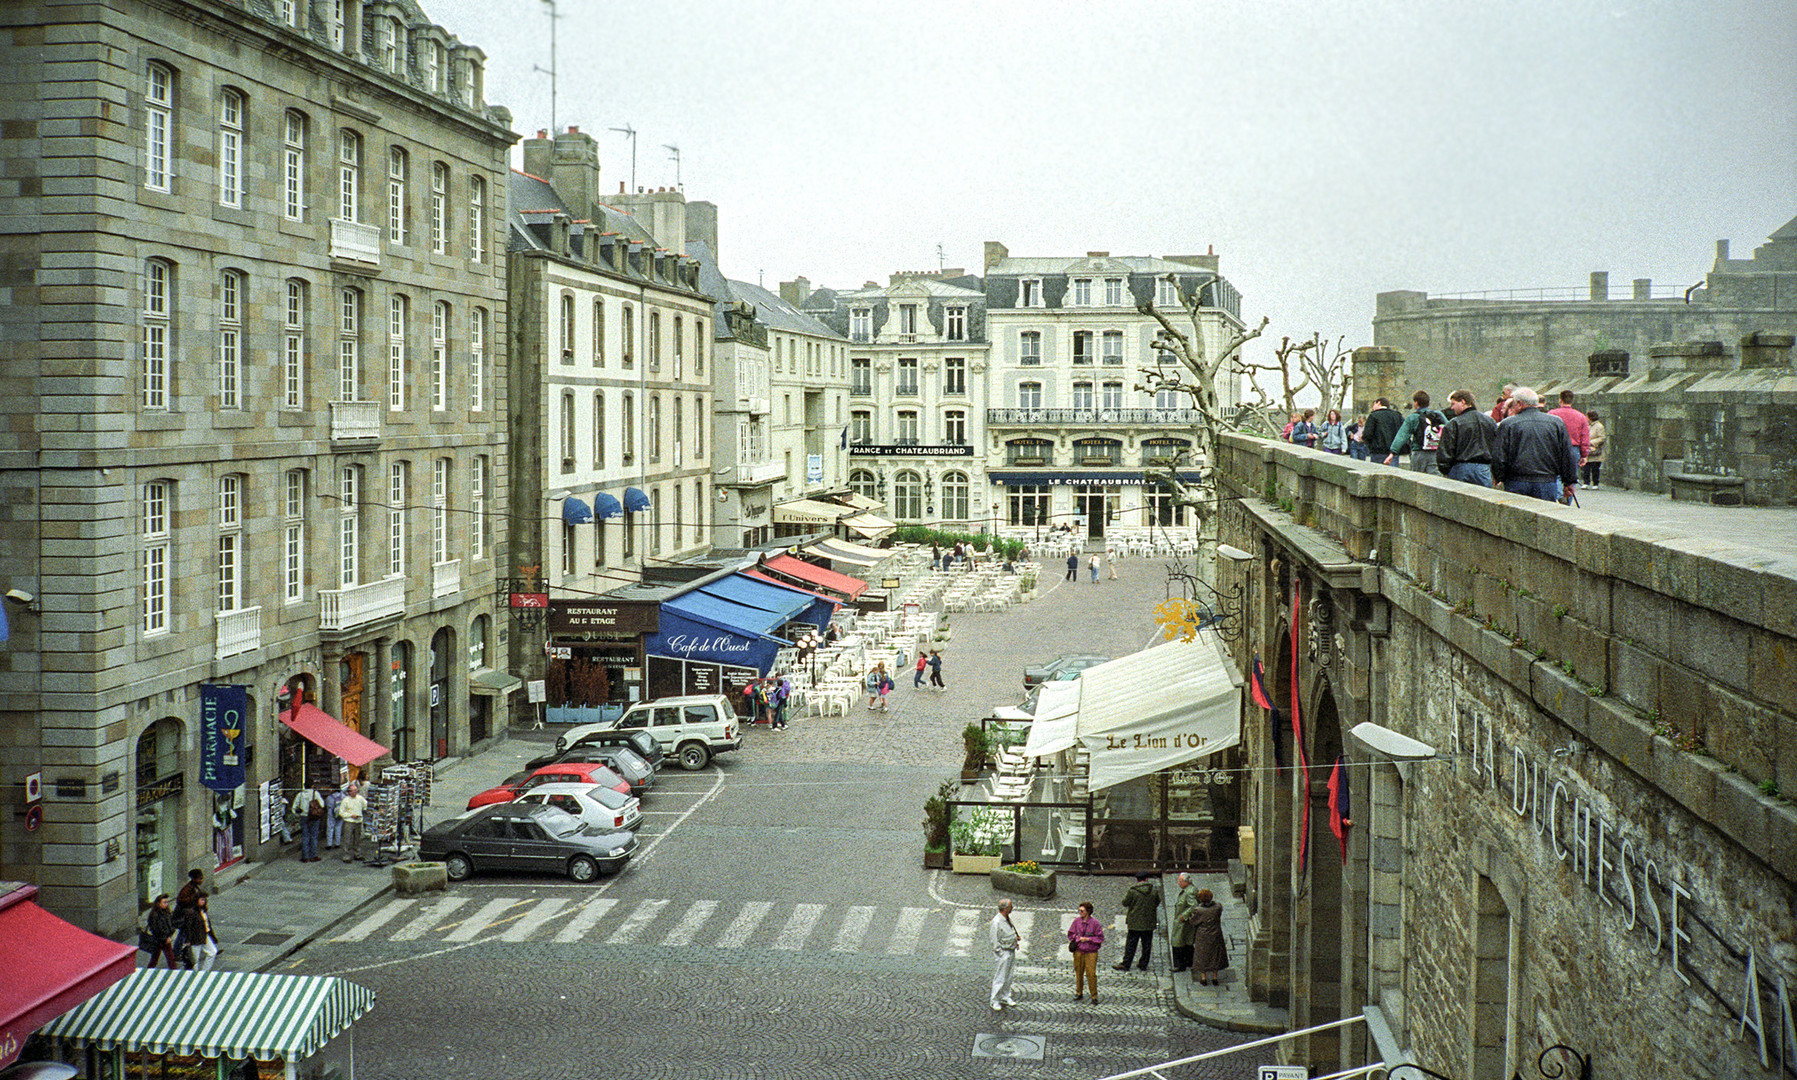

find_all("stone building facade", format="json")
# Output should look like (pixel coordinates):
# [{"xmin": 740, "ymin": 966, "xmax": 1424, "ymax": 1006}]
[
  {"xmin": 1367, "ymin": 213, "xmax": 1797, "ymax": 400},
  {"xmin": 0, "ymin": 0, "xmax": 516, "ymax": 934},
  {"xmin": 1211, "ymin": 433, "xmax": 1796, "ymax": 1077}
]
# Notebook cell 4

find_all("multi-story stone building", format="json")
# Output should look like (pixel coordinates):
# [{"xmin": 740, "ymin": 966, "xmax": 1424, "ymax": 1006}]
[
  {"xmin": 0, "ymin": 0, "xmax": 517, "ymax": 934},
  {"xmin": 981, "ymin": 243, "xmax": 1245, "ymax": 539},
  {"xmin": 801, "ymin": 272, "xmax": 990, "ymax": 532},
  {"xmin": 505, "ymin": 129, "xmax": 714, "ymax": 706}
]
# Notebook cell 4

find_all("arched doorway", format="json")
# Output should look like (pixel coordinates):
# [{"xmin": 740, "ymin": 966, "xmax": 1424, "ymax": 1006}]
[
  {"xmin": 389, "ymin": 641, "xmax": 412, "ymax": 762},
  {"xmin": 1297, "ymin": 680, "xmax": 1349, "ymax": 1065},
  {"xmin": 430, "ymin": 627, "xmax": 453, "ymax": 758},
  {"xmin": 134, "ymin": 718, "xmax": 185, "ymax": 907}
]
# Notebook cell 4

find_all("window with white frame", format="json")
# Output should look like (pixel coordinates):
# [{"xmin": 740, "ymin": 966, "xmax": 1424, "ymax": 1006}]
[
  {"xmin": 1156, "ymin": 277, "xmax": 1179, "ymax": 309},
  {"xmin": 1073, "ymin": 278, "xmax": 1092, "ymax": 306},
  {"xmin": 673, "ymin": 395, "xmax": 683, "ymax": 466},
  {"xmin": 145, "ymin": 64, "xmax": 172, "ymax": 192},
  {"xmin": 850, "ymin": 410, "xmax": 872, "ymax": 445},
  {"xmin": 218, "ymin": 89, "xmax": 244, "ymax": 207},
  {"xmin": 284, "ymin": 279, "xmax": 306, "ymax": 409},
  {"xmin": 1017, "ymin": 381, "xmax": 1042, "ymax": 410},
  {"xmin": 388, "ymin": 293, "xmax": 408, "ymax": 411},
  {"xmin": 338, "ymin": 465, "xmax": 360, "ymax": 587},
  {"xmin": 592, "ymin": 391, "xmax": 605, "ymax": 467},
  {"xmin": 1106, "ymin": 278, "xmax": 1125, "ymax": 305},
  {"xmin": 944, "ymin": 357, "xmax": 966, "ymax": 395},
  {"xmin": 648, "ymin": 394, "xmax": 661, "ymax": 463},
  {"xmin": 1072, "ymin": 381, "xmax": 1094, "ymax": 411},
  {"xmin": 693, "ymin": 393, "xmax": 704, "ymax": 458},
  {"xmin": 943, "ymin": 409, "xmax": 966, "ymax": 445},
  {"xmin": 283, "ymin": 111, "xmax": 307, "ymax": 220},
  {"xmin": 467, "ymin": 175, "xmax": 485, "ymax": 262},
  {"xmin": 1020, "ymin": 279, "xmax": 1041, "ymax": 307},
  {"xmin": 327, "ymin": 0, "xmax": 345, "ymax": 48},
  {"xmin": 430, "ymin": 300, "xmax": 447, "ymax": 410},
  {"xmin": 432, "ymin": 458, "xmax": 450, "ymax": 564},
  {"xmin": 897, "ymin": 357, "xmax": 918, "ymax": 395},
  {"xmin": 1155, "ymin": 387, "xmax": 1183, "ymax": 412},
  {"xmin": 850, "ymin": 308, "xmax": 870, "ymax": 341},
  {"xmin": 387, "ymin": 147, "xmax": 408, "ymax": 244},
  {"xmin": 378, "ymin": 16, "xmax": 398, "ymax": 71},
  {"xmin": 1101, "ymin": 380, "xmax": 1124, "ymax": 411},
  {"xmin": 279, "ymin": 0, "xmax": 298, "ymax": 26},
  {"xmin": 218, "ymin": 270, "xmax": 242, "ymax": 409},
  {"xmin": 560, "ymin": 521, "xmax": 575, "ymax": 576},
  {"xmin": 896, "ymin": 410, "xmax": 918, "ymax": 445},
  {"xmin": 338, "ymin": 129, "xmax": 360, "ymax": 222},
  {"xmin": 696, "ymin": 317, "xmax": 706, "ymax": 377},
  {"xmin": 941, "ymin": 470, "xmax": 969, "ymax": 522},
  {"xmin": 469, "ymin": 307, "xmax": 486, "ymax": 410},
  {"xmin": 560, "ymin": 391, "xmax": 576, "ymax": 465},
  {"xmin": 429, "ymin": 163, "xmax": 449, "ymax": 253},
  {"xmin": 592, "ymin": 298, "xmax": 605, "ymax": 366},
  {"xmin": 471, "ymin": 454, "xmax": 487, "ymax": 559},
  {"xmin": 559, "ymin": 293, "xmax": 574, "ymax": 361},
  {"xmin": 945, "ymin": 306, "xmax": 965, "ymax": 341},
  {"xmin": 1102, "ymin": 329, "xmax": 1124, "ymax": 365},
  {"xmin": 851, "ymin": 357, "xmax": 871, "ymax": 395},
  {"xmin": 388, "ymin": 461, "xmax": 407, "ymax": 577},
  {"xmin": 1072, "ymin": 330, "xmax": 1094, "ymax": 365},
  {"xmin": 424, "ymin": 40, "xmax": 443, "ymax": 92},
  {"xmin": 673, "ymin": 315, "xmax": 683, "ymax": 379},
  {"xmin": 850, "ymin": 469, "xmax": 877, "ymax": 499},
  {"xmin": 893, "ymin": 470, "xmax": 922, "ymax": 520},
  {"xmin": 338, "ymin": 287, "xmax": 361, "ymax": 401},
  {"xmin": 142, "ymin": 259, "xmax": 171, "ymax": 409},
  {"xmin": 649, "ymin": 485, "xmax": 662, "ymax": 556},
  {"xmin": 898, "ymin": 304, "xmax": 917, "ymax": 336},
  {"xmin": 284, "ymin": 470, "xmax": 306, "ymax": 602},
  {"xmin": 1019, "ymin": 331, "xmax": 1041, "ymax": 365},
  {"xmin": 621, "ymin": 392, "xmax": 634, "ymax": 464},
  {"xmin": 217, "ymin": 475, "xmax": 242, "ymax": 612},
  {"xmin": 648, "ymin": 310, "xmax": 660, "ymax": 371},
  {"xmin": 620, "ymin": 304, "xmax": 634, "ymax": 368},
  {"xmin": 142, "ymin": 481, "xmax": 170, "ymax": 634}
]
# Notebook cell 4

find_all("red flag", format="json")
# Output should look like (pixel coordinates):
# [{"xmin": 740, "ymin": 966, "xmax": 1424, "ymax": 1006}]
[
  {"xmin": 1328, "ymin": 755, "xmax": 1352, "ymax": 863},
  {"xmin": 1249, "ymin": 657, "xmax": 1272, "ymax": 711},
  {"xmin": 1291, "ymin": 581, "xmax": 1309, "ymax": 877}
]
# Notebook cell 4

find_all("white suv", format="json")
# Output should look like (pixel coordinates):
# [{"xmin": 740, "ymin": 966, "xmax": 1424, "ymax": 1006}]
[{"xmin": 560, "ymin": 694, "xmax": 743, "ymax": 771}]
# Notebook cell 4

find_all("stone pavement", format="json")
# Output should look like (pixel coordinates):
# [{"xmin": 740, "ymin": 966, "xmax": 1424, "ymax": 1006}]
[{"xmin": 1567, "ymin": 483, "xmax": 1797, "ymax": 561}]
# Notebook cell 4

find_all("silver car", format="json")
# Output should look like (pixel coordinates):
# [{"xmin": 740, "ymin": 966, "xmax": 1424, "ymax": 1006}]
[{"xmin": 514, "ymin": 782, "xmax": 643, "ymax": 832}]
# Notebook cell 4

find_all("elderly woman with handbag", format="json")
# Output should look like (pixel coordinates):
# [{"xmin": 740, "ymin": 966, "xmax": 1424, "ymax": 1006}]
[{"xmin": 1067, "ymin": 900, "xmax": 1106, "ymax": 1004}]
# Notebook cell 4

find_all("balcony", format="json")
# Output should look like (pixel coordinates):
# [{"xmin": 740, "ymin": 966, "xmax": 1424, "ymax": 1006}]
[
  {"xmin": 850, "ymin": 384, "xmax": 873, "ymax": 397},
  {"xmin": 329, "ymin": 218, "xmax": 381, "ymax": 265},
  {"xmin": 320, "ymin": 575, "xmax": 405, "ymax": 632},
  {"xmin": 986, "ymin": 408, "xmax": 1205, "ymax": 426},
  {"xmin": 895, "ymin": 384, "xmax": 919, "ymax": 397},
  {"xmin": 214, "ymin": 606, "xmax": 262, "ymax": 660},
  {"xmin": 432, "ymin": 559, "xmax": 462, "ymax": 598},
  {"xmin": 894, "ymin": 333, "xmax": 918, "ymax": 344},
  {"xmin": 737, "ymin": 458, "xmax": 786, "ymax": 485},
  {"xmin": 331, "ymin": 400, "xmax": 381, "ymax": 442}
]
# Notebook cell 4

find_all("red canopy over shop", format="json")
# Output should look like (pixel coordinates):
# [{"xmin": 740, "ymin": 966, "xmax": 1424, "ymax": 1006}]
[
  {"xmin": 760, "ymin": 553, "xmax": 868, "ymax": 601},
  {"xmin": 0, "ymin": 883, "xmax": 136, "ymax": 1068},
  {"xmin": 279, "ymin": 702, "xmax": 389, "ymax": 766}
]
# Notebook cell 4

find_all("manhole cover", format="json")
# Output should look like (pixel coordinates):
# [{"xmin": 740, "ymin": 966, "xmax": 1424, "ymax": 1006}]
[
  {"xmin": 241, "ymin": 932, "xmax": 292, "ymax": 946},
  {"xmin": 973, "ymin": 1034, "xmax": 1045, "ymax": 1060}
]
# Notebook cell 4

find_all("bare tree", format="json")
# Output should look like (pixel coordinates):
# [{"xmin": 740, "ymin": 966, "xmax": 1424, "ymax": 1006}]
[{"xmin": 1235, "ymin": 331, "xmax": 1352, "ymax": 421}]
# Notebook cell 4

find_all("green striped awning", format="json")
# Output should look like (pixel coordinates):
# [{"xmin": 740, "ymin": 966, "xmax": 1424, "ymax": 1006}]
[{"xmin": 40, "ymin": 969, "xmax": 374, "ymax": 1060}]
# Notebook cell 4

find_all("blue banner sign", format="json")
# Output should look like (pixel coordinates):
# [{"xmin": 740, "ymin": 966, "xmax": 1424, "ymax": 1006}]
[{"xmin": 199, "ymin": 683, "xmax": 247, "ymax": 792}]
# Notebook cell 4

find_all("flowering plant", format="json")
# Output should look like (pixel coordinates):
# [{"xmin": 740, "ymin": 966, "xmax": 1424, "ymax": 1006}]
[{"xmin": 1005, "ymin": 861, "xmax": 1044, "ymax": 875}]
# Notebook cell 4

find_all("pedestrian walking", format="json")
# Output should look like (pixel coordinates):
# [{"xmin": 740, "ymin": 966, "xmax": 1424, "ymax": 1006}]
[
  {"xmin": 1106, "ymin": 547, "xmax": 1118, "ymax": 580},
  {"xmin": 1289, "ymin": 408, "xmax": 1319, "ymax": 448},
  {"xmin": 927, "ymin": 649, "xmax": 945, "ymax": 691},
  {"xmin": 990, "ymin": 899, "xmax": 1021, "ymax": 1010},
  {"xmin": 324, "ymin": 783, "xmax": 345, "ymax": 849},
  {"xmin": 1113, "ymin": 871, "xmax": 1160, "ymax": 971},
  {"xmin": 173, "ymin": 868, "xmax": 206, "ymax": 965},
  {"xmin": 913, "ymin": 652, "xmax": 928, "ymax": 689},
  {"xmin": 866, "ymin": 662, "xmax": 892, "ymax": 710},
  {"xmin": 1170, "ymin": 873, "xmax": 1198, "ymax": 972},
  {"xmin": 291, "ymin": 782, "xmax": 325, "ymax": 861},
  {"xmin": 1068, "ymin": 900, "xmax": 1105, "ymax": 1003},
  {"xmin": 770, "ymin": 676, "xmax": 791, "ymax": 730},
  {"xmin": 1065, "ymin": 552, "xmax": 1079, "ymax": 581},
  {"xmin": 1190, "ymin": 888, "xmax": 1229, "ymax": 985},
  {"xmin": 1319, "ymin": 409, "xmax": 1348, "ymax": 454},
  {"xmin": 1089, "ymin": 553, "xmax": 1101, "ymax": 583},
  {"xmin": 184, "ymin": 895, "xmax": 221, "ymax": 971},
  {"xmin": 143, "ymin": 894, "xmax": 180, "ymax": 969},
  {"xmin": 337, "ymin": 780, "xmax": 367, "ymax": 862}
]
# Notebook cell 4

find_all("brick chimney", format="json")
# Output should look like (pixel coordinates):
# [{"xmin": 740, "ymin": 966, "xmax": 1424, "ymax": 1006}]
[{"xmin": 550, "ymin": 127, "xmax": 601, "ymax": 221}]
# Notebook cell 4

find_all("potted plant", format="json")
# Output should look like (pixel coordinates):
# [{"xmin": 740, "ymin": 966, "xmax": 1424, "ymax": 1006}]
[
  {"xmin": 991, "ymin": 859, "xmax": 1056, "ymax": 899},
  {"xmin": 960, "ymin": 723, "xmax": 990, "ymax": 782},
  {"xmin": 921, "ymin": 778, "xmax": 955, "ymax": 869},
  {"xmin": 950, "ymin": 807, "xmax": 1007, "ymax": 874}
]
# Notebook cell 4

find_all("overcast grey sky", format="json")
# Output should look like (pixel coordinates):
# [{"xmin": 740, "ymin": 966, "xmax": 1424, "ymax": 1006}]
[{"xmin": 428, "ymin": 0, "xmax": 1796, "ymax": 365}]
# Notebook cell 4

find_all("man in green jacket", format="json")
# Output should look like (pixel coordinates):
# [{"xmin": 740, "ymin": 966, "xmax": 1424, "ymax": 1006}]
[
  {"xmin": 1113, "ymin": 871, "xmax": 1161, "ymax": 971},
  {"xmin": 1170, "ymin": 872, "xmax": 1198, "ymax": 972}
]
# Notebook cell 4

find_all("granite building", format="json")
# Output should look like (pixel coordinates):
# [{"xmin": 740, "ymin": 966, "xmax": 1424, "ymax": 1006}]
[{"xmin": 0, "ymin": 0, "xmax": 516, "ymax": 934}]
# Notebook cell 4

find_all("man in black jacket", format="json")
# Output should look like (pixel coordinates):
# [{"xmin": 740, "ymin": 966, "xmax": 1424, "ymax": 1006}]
[
  {"xmin": 1362, "ymin": 398, "xmax": 1404, "ymax": 464},
  {"xmin": 1436, "ymin": 389, "xmax": 1497, "ymax": 486},
  {"xmin": 1494, "ymin": 387, "xmax": 1578, "ymax": 501}
]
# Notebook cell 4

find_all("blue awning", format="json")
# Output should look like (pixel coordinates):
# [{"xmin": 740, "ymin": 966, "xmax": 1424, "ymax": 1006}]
[
  {"xmin": 594, "ymin": 492, "xmax": 623, "ymax": 520},
  {"xmin": 562, "ymin": 497, "xmax": 593, "ymax": 525},
  {"xmin": 623, "ymin": 486, "xmax": 651, "ymax": 512}
]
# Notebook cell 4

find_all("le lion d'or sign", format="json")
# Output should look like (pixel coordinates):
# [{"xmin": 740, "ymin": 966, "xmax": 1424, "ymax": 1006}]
[{"xmin": 548, "ymin": 600, "xmax": 660, "ymax": 635}]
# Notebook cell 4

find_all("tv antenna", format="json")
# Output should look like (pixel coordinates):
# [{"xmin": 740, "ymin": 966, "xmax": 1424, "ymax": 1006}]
[
  {"xmin": 533, "ymin": 0, "xmax": 559, "ymax": 136},
  {"xmin": 937, "ymin": 243, "xmax": 945, "ymax": 271},
  {"xmin": 664, "ymin": 144, "xmax": 681, "ymax": 189},
  {"xmin": 610, "ymin": 124, "xmax": 638, "ymax": 191}
]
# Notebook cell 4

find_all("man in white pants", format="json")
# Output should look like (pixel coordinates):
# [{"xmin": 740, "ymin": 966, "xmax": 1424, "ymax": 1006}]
[{"xmin": 990, "ymin": 899, "xmax": 1020, "ymax": 1010}]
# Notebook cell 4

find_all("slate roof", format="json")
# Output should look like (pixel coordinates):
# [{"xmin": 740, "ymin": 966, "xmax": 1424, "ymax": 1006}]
[
  {"xmin": 833, "ymin": 277, "xmax": 985, "ymax": 302},
  {"xmin": 507, "ymin": 170, "xmax": 659, "ymax": 253},
  {"xmin": 984, "ymin": 254, "xmax": 1212, "ymax": 277},
  {"xmin": 687, "ymin": 241, "xmax": 843, "ymax": 341}
]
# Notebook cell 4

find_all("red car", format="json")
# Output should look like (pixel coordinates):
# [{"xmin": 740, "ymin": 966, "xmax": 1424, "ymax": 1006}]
[{"xmin": 467, "ymin": 761, "xmax": 632, "ymax": 810}]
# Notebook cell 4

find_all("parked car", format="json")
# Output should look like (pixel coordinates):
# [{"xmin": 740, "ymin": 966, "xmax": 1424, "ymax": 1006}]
[
  {"xmin": 525, "ymin": 742, "xmax": 657, "ymax": 795},
  {"xmin": 514, "ymin": 782, "xmax": 642, "ymax": 832},
  {"xmin": 419, "ymin": 802, "xmax": 636, "ymax": 883},
  {"xmin": 467, "ymin": 761, "xmax": 631, "ymax": 810},
  {"xmin": 559, "ymin": 694, "xmax": 742, "ymax": 771},
  {"xmin": 550, "ymin": 726, "xmax": 665, "ymax": 771},
  {"xmin": 1022, "ymin": 653, "xmax": 1111, "ymax": 691}
]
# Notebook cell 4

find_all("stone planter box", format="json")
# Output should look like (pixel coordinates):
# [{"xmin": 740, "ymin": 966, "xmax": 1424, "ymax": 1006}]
[
  {"xmin": 392, "ymin": 860, "xmax": 448, "ymax": 895},
  {"xmin": 952, "ymin": 852, "xmax": 1003, "ymax": 875},
  {"xmin": 924, "ymin": 847, "xmax": 949, "ymax": 870},
  {"xmin": 991, "ymin": 865, "xmax": 1056, "ymax": 899}
]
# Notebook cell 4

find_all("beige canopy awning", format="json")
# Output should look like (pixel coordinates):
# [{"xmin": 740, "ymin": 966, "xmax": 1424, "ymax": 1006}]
[
  {"xmin": 772, "ymin": 499, "xmax": 851, "ymax": 527},
  {"xmin": 1070, "ymin": 637, "xmax": 1243, "ymax": 792},
  {"xmin": 842, "ymin": 512, "xmax": 897, "ymax": 541},
  {"xmin": 832, "ymin": 492, "xmax": 886, "ymax": 513}
]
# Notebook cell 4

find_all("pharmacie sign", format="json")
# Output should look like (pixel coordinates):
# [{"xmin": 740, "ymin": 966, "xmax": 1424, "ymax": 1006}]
[{"xmin": 1460, "ymin": 711, "xmax": 1797, "ymax": 1073}]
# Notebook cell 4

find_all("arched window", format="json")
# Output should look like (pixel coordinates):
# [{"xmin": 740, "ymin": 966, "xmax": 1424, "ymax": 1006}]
[
  {"xmin": 468, "ymin": 174, "xmax": 485, "ymax": 263},
  {"xmin": 941, "ymin": 470, "xmax": 970, "ymax": 523},
  {"xmin": 849, "ymin": 469, "xmax": 877, "ymax": 499},
  {"xmin": 142, "ymin": 481, "xmax": 171, "ymax": 634},
  {"xmin": 893, "ymin": 469, "xmax": 922, "ymax": 521},
  {"xmin": 592, "ymin": 391, "xmax": 605, "ymax": 468},
  {"xmin": 468, "ymin": 614, "xmax": 488, "ymax": 670},
  {"xmin": 388, "ymin": 293, "xmax": 409, "ymax": 411},
  {"xmin": 673, "ymin": 396, "xmax": 684, "ymax": 466},
  {"xmin": 560, "ymin": 391, "xmax": 576, "ymax": 466},
  {"xmin": 648, "ymin": 394, "xmax": 661, "ymax": 463},
  {"xmin": 559, "ymin": 293, "xmax": 575, "ymax": 361},
  {"xmin": 217, "ymin": 474, "xmax": 244, "ymax": 612},
  {"xmin": 283, "ymin": 111, "xmax": 307, "ymax": 220},
  {"xmin": 430, "ymin": 300, "xmax": 448, "ymax": 410},
  {"xmin": 284, "ymin": 279, "xmax": 307, "ymax": 409},
  {"xmin": 430, "ymin": 162, "xmax": 448, "ymax": 253},
  {"xmin": 338, "ymin": 129, "xmax": 361, "ymax": 222},
  {"xmin": 387, "ymin": 146, "xmax": 408, "ymax": 244},
  {"xmin": 284, "ymin": 470, "xmax": 307, "ymax": 602},
  {"xmin": 142, "ymin": 259, "xmax": 173, "ymax": 410},
  {"xmin": 692, "ymin": 394, "xmax": 704, "ymax": 458},
  {"xmin": 218, "ymin": 270, "xmax": 242, "ymax": 409},
  {"xmin": 144, "ymin": 63, "xmax": 173, "ymax": 191},
  {"xmin": 218, "ymin": 88, "xmax": 245, "ymax": 207},
  {"xmin": 592, "ymin": 298, "xmax": 605, "ymax": 366}
]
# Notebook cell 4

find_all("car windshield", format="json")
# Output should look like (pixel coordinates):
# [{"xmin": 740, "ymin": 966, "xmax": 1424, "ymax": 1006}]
[{"xmin": 535, "ymin": 806, "xmax": 584, "ymax": 837}]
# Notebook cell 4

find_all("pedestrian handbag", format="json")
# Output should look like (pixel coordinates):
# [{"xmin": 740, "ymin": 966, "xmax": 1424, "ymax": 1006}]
[
  {"xmin": 1068, "ymin": 941, "xmax": 1078, "ymax": 954},
  {"xmin": 137, "ymin": 927, "xmax": 157, "ymax": 954}
]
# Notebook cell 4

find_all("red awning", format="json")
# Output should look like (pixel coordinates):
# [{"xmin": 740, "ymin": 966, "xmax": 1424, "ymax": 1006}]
[
  {"xmin": 0, "ymin": 884, "xmax": 136, "ymax": 1068},
  {"xmin": 743, "ymin": 569, "xmax": 840, "ymax": 608},
  {"xmin": 764, "ymin": 554, "xmax": 868, "ymax": 600},
  {"xmin": 279, "ymin": 702, "xmax": 389, "ymax": 766}
]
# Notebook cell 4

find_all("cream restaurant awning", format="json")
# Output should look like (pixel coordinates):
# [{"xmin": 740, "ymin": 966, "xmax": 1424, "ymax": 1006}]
[
  {"xmin": 804, "ymin": 537, "xmax": 889, "ymax": 568},
  {"xmin": 772, "ymin": 499, "xmax": 851, "ymax": 527},
  {"xmin": 841, "ymin": 512, "xmax": 897, "ymax": 541},
  {"xmin": 1072, "ymin": 637, "xmax": 1242, "ymax": 792}
]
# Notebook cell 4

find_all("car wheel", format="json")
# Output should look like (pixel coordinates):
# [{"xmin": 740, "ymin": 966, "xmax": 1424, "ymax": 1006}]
[
  {"xmin": 678, "ymin": 742, "xmax": 711, "ymax": 771},
  {"xmin": 567, "ymin": 855, "xmax": 599, "ymax": 882},
  {"xmin": 444, "ymin": 853, "xmax": 472, "ymax": 881}
]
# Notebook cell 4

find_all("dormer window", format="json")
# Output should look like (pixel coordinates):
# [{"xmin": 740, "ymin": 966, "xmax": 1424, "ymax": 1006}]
[
  {"xmin": 1020, "ymin": 279, "xmax": 1041, "ymax": 307},
  {"xmin": 1105, "ymin": 278, "xmax": 1124, "ymax": 305},
  {"xmin": 1073, "ymin": 278, "xmax": 1092, "ymax": 306},
  {"xmin": 945, "ymin": 306, "xmax": 965, "ymax": 341}
]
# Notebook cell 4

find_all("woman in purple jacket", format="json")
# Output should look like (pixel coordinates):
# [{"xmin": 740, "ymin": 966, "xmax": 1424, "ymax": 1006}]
[{"xmin": 1068, "ymin": 900, "xmax": 1106, "ymax": 1003}]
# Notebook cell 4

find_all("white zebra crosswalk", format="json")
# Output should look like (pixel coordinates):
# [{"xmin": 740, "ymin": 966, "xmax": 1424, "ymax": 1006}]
[{"xmin": 333, "ymin": 894, "xmax": 1101, "ymax": 963}]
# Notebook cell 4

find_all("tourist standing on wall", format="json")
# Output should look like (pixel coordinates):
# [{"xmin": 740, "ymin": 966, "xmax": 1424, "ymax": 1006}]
[
  {"xmin": 1319, "ymin": 409, "xmax": 1348, "ymax": 454},
  {"xmin": 1583, "ymin": 411, "xmax": 1607, "ymax": 487},
  {"xmin": 1437, "ymin": 389, "xmax": 1498, "ymax": 487},
  {"xmin": 1362, "ymin": 399, "xmax": 1404, "ymax": 464}
]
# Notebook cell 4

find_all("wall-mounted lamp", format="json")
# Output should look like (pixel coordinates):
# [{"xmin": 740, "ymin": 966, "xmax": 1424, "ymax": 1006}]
[
  {"xmin": 1216, "ymin": 544, "xmax": 1252, "ymax": 563},
  {"xmin": 4, "ymin": 588, "xmax": 38, "ymax": 614}
]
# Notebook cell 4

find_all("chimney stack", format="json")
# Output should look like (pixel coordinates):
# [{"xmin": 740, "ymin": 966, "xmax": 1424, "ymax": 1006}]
[{"xmin": 1589, "ymin": 271, "xmax": 1609, "ymax": 301}]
